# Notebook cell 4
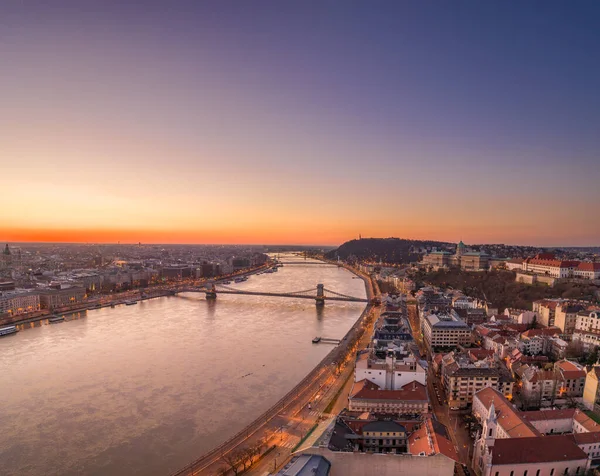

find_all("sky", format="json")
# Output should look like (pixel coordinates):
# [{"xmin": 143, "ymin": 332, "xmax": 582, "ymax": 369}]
[{"xmin": 1, "ymin": 1, "xmax": 599, "ymax": 246}]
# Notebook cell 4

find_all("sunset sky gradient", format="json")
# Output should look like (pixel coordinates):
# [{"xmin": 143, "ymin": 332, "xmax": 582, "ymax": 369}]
[{"xmin": 2, "ymin": 1, "xmax": 599, "ymax": 246}]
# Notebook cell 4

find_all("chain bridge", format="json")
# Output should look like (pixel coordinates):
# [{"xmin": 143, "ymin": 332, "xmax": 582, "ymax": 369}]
[{"xmin": 175, "ymin": 283, "xmax": 369, "ymax": 306}]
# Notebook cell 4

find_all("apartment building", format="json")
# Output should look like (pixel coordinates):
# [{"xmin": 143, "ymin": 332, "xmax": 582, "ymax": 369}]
[
  {"xmin": 533, "ymin": 299, "xmax": 562, "ymax": 327},
  {"xmin": 0, "ymin": 290, "xmax": 40, "ymax": 316},
  {"xmin": 583, "ymin": 366, "xmax": 600, "ymax": 414},
  {"xmin": 521, "ymin": 360, "xmax": 586, "ymax": 407},
  {"xmin": 572, "ymin": 310, "xmax": 600, "ymax": 351},
  {"xmin": 554, "ymin": 302, "xmax": 587, "ymax": 334},
  {"xmin": 441, "ymin": 352, "xmax": 513, "ymax": 408},
  {"xmin": 423, "ymin": 311, "xmax": 471, "ymax": 353}
]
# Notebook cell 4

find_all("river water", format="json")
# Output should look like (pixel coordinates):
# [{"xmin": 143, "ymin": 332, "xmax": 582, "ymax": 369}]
[{"xmin": 0, "ymin": 256, "xmax": 365, "ymax": 476}]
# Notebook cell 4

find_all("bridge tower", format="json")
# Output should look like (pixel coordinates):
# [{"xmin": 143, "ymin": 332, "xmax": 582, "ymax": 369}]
[
  {"xmin": 205, "ymin": 281, "xmax": 217, "ymax": 300},
  {"xmin": 316, "ymin": 283, "xmax": 325, "ymax": 306}
]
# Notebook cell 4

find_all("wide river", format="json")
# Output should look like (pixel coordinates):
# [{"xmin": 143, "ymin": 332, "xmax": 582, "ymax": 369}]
[{"xmin": 0, "ymin": 256, "xmax": 366, "ymax": 476}]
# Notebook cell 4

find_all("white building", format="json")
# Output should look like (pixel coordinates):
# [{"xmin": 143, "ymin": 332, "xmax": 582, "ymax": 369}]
[
  {"xmin": 572, "ymin": 311, "xmax": 600, "ymax": 352},
  {"xmin": 573, "ymin": 263, "xmax": 600, "ymax": 280},
  {"xmin": 354, "ymin": 350, "xmax": 427, "ymax": 390}
]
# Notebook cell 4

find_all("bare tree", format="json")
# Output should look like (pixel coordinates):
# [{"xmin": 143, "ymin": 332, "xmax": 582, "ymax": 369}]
[{"xmin": 221, "ymin": 449, "xmax": 245, "ymax": 476}]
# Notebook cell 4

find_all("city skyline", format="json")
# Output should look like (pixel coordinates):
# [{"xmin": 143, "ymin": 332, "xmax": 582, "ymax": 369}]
[{"xmin": 2, "ymin": 1, "xmax": 600, "ymax": 246}]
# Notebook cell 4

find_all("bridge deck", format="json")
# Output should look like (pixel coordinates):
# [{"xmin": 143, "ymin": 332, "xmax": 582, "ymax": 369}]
[
  {"xmin": 177, "ymin": 288, "xmax": 368, "ymax": 303},
  {"xmin": 276, "ymin": 261, "xmax": 337, "ymax": 265}
]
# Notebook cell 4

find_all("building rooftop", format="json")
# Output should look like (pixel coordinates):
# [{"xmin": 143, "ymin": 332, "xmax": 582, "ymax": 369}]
[
  {"xmin": 491, "ymin": 435, "xmax": 587, "ymax": 465},
  {"xmin": 407, "ymin": 417, "xmax": 458, "ymax": 461},
  {"xmin": 363, "ymin": 420, "xmax": 407, "ymax": 433},
  {"xmin": 350, "ymin": 379, "xmax": 427, "ymax": 402},
  {"xmin": 519, "ymin": 408, "xmax": 575, "ymax": 423},
  {"xmin": 276, "ymin": 454, "xmax": 331, "ymax": 476},
  {"xmin": 573, "ymin": 409, "xmax": 600, "ymax": 433},
  {"xmin": 474, "ymin": 387, "xmax": 540, "ymax": 438}
]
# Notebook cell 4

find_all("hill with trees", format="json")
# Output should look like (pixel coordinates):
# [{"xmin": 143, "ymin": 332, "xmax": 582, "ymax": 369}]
[{"xmin": 325, "ymin": 238, "xmax": 453, "ymax": 264}]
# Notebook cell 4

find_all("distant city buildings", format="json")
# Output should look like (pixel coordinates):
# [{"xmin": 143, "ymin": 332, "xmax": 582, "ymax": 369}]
[
  {"xmin": 0, "ymin": 242, "xmax": 270, "ymax": 322},
  {"xmin": 421, "ymin": 241, "xmax": 490, "ymax": 271}
]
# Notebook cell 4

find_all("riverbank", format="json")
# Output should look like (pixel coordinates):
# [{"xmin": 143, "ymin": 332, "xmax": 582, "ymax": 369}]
[
  {"xmin": 172, "ymin": 259, "xmax": 375, "ymax": 475},
  {"xmin": 1, "ymin": 264, "xmax": 269, "ymax": 329}
]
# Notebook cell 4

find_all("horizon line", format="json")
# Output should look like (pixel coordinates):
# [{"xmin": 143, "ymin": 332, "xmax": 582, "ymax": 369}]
[{"xmin": 1, "ymin": 238, "xmax": 599, "ymax": 249}]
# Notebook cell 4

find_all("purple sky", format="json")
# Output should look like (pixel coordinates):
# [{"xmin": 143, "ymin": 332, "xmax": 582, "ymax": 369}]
[{"xmin": 1, "ymin": 1, "xmax": 599, "ymax": 245}]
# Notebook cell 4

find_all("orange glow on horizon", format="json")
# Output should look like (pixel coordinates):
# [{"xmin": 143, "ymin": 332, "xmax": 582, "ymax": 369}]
[
  {"xmin": 0, "ymin": 227, "xmax": 354, "ymax": 246},
  {"xmin": 3, "ymin": 225, "xmax": 595, "ymax": 248}
]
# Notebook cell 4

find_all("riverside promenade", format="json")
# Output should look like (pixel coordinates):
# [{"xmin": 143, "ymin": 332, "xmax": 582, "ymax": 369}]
[
  {"xmin": 171, "ymin": 262, "xmax": 377, "ymax": 476},
  {"xmin": 2, "ymin": 265, "xmax": 269, "ymax": 329}
]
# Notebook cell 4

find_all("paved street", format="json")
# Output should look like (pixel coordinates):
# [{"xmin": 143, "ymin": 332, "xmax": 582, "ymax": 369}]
[
  {"xmin": 407, "ymin": 301, "xmax": 474, "ymax": 474},
  {"xmin": 249, "ymin": 304, "xmax": 380, "ymax": 475}
]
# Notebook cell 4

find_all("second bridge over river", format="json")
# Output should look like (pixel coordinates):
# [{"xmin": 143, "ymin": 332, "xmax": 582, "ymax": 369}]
[{"xmin": 174, "ymin": 283, "xmax": 372, "ymax": 306}]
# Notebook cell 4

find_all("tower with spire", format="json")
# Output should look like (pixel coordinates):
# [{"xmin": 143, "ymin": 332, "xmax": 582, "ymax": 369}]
[
  {"xmin": 456, "ymin": 240, "xmax": 465, "ymax": 257},
  {"xmin": 472, "ymin": 399, "xmax": 497, "ymax": 474}
]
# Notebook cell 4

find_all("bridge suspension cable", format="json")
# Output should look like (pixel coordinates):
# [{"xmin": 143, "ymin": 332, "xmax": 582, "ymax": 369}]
[
  {"xmin": 215, "ymin": 284, "xmax": 317, "ymax": 295},
  {"xmin": 286, "ymin": 287, "xmax": 319, "ymax": 295},
  {"xmin": 322, "ymin": 288, "xmax": 363, "ymax": 300}
]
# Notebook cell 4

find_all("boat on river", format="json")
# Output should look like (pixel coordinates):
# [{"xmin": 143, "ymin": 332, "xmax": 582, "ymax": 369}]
[
  {"xmin": 0, "ymin": 325, "xmax": 18, "ymax": 337},
  {"xmin": 49, "ymin": 316, "xmax": 65, "ymax": 324},
  {"xmin": 312, "ymin": 337, "xmax": 321, "ymax": 344},
  {"xmin": 125, "ymin": 300, "xmax": 138, "ymax": 306}
]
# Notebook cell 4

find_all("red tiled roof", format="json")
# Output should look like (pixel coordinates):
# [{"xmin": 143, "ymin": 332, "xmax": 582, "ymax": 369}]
[
  {"xmin": 491, "ymin": 435, "xmax": 587, "ymax": 465},
  {"xmin": 578, "ymin": 262, "xmax": 600, "ymax": 271},
  {"xmin": 573, "ymin": 431, "xmax": 600, "ymax": 444},
  {"xmin": 536, "ymin": 300, "xmax": 560, "ymax": 310},
  {"xmin": 350, "ymin": 379, "xmax": 428, "ymax": 402},
  {"xmin": 556, "ymin": 360, "xmax": 585, "ymax": 380},
  {"xmin": 529, "ymin": 370, "xmax": 556, "ymax": 383},
  {"xmin": 474, "ymin": 388, "xmax": 540, "ymax": 438},
  {"xmin": 408, "ymin": 417, "xmax": 458, "ymax": 461},
  {"xmin": 521, "ymin": 327, "xmax": 561, "ymax": 338},
  {"xmin": 573, "ymin": 409, "xmax": 600, "ymax": 432},
  {"xmin": 525, "ymin": 257, "xmax": 580, "ymax": 268},
  {"xmin": 520, "ymin": 408, "xmax": 575, "ymax": 422},
  {"xmin": 468, "ymin": 349, "xmax": 495, "ymax": 361}
]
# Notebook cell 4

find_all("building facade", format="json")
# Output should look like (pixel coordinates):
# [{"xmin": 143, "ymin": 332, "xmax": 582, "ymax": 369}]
[
  {"xmin": 423, "ymin": 312, "xmax": 471, "ymax": 353},
  {"xmin": 0, "ymin": 291, "xmax": 40, "ymax": 316}
]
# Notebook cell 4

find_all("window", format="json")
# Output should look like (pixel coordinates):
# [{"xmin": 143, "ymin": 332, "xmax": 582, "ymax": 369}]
[
  {"xmin": 488, "ymin": 428, "xmax": 493, "ymax": 437},
  {"xmin": 524, "ymin": 471, "xmax": 528, "ymax": 476},
  {"xmin": 510, "ymin": 472, "xmax": 514, "ymax": 476},
  {"xmin": 536, "ymin": 471, "xmax": 540, "ymax": 476}
]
